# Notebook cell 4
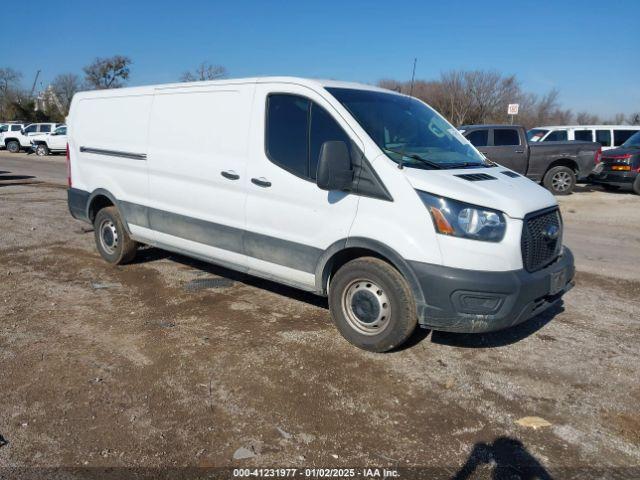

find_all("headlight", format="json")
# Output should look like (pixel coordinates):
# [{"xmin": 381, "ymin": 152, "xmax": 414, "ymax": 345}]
[{"xmin": 417, "ymin": 190, "xmax": 506, "ymax": 242}]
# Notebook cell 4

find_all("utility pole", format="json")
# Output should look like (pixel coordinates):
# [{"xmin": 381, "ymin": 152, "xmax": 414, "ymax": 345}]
[
  {"xmin": 409, "ymin": 58, "xmax": 417, "ymax": 97},
  {"xmin": 30, "ymin": 70, "xmax": 41, "ymax": 98}
]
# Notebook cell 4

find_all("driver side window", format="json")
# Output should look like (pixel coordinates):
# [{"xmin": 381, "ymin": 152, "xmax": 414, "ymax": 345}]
[{"xmin": 265, "ymin": 94, "xmax": 352, "ymax": 181}]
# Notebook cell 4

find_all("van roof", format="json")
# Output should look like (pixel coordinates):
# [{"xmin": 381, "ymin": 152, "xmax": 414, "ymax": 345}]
[
  {"xmin": 460, "ymin": 124, "xmax": 524, "ymax": 130},
  {"xmin": 532, "ymin": 125, "xmax": 640, "ymax": 130},
  {"xmin": 72, "ymin": 76, "xmax": 397, "ymax": 100}
]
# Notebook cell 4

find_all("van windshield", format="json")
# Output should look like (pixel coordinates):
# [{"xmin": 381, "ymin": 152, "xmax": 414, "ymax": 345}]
[
  {"xmin": 527, "ymin": 129, "xmax": 548, "ymax": 142},
  {"xmin": 622, "ymin": 131, "xmax": 640, "ymax": 148},
  {"xmin": 326, "ymin": 88, "xmax": 488, "ymax": 169}
]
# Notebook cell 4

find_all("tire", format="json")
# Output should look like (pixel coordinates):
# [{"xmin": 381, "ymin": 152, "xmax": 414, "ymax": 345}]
[
  {"xmin": 633, "ymin": 177, "xmax": 640, "ymax": 195},
  {"xmin": 543, "ymin": 166, "xmax": 576, "ymax": 195},
  {"xmin": 328, "ymin": 257, "xmax": 417, "ymax": 352},
  {"xmin": 35, "ymin": 144, "xmax": 49, "ymax": 156},
  {"xmin": 6, "ymin": 140, "xmax": 20, "ymax": 153},
  {"xmin": 93, "ymin": 206, "xmax": 138, "ymax": 264}
]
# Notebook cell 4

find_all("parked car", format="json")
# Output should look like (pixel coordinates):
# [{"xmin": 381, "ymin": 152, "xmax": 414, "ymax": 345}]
[
  {"xmin": 30, "ymin": 125, "xmax": 67, "ymax": 156},
  {"xmin": 527, "ymin": 125, "xmax": 640, "ymax": 150},
  {"xmin": 459, "ymin": 124, "xmax": 600, "ymax": 195},
  {"xmin": 66, "ymin": 77, "xmax": 574, "ymax": 352},
  {"xmin": 0, "ymin": 123, "xmax": 27, "ymax": 150},
  {"xmin": 2, "ymin": 122, "xmax": 61, "ymax": 153},
  {"xmin": 590, "ymin": 130, "xmax": 640, "ymax": 194}
]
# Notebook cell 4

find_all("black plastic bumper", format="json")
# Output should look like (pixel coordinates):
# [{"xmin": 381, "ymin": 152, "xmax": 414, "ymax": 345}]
[
  {"xmin": 409, "ymin": 248, "xmax": 575, "ymax": 333},
  {"xmin": 590, "ymin": 170, "xmax": 638, "ymax": 188},
  {"xmin": 67, "ymin": 187, "xmax": 90, "ymax": 222}
]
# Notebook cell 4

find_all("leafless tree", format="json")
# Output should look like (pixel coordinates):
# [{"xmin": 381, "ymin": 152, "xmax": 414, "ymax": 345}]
[
  {"xmin": 0, "ymin": 67, "xmax": 23, "ymax": 119},
  {"xmin": 575, "ymin": 111, "xmax": 600, "ymax": 125},
  {"xmin": 51, "ymin": 73, "xmax": 82, "ymax": 115},
  {"xmin": 629, "ymin": 113, "xmax": 640, "ymax": 125},
  {"xmin": 180, "ymin": 62, "xmax": 227, "ymax": 82},
  {"xmin": 606, "ymin": 113, "xmax": 627, "ymax": 125},
  {"xmin": 83, "ymin": 55, "xmax": 132, "ymax": 89}
]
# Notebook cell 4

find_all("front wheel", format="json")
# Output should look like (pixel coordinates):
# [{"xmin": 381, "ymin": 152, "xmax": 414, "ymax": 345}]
[
  {"xmin": 543, "ymin": 166, "xmax": 576, "ymax": 195},
  {"xmin": 329, "ymin": 257, "xmax": 417, "ymax": 352},
  {"xmin": 35, "ymin": 144, "xmax": 49, "ymax": 156},
  {"xmin": 6, "ymin": 140, "xmax": 20, "ymax": 153},
  {"xmin": 633, "ymin": 176, "xmax": 640, "ymax": 195}
]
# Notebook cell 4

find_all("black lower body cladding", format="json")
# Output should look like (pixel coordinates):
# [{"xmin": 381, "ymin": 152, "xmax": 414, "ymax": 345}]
[
  {"xmin": 68, "ymin": 188, "xmax": 90, "ymax": 222},
  {"xmin": 410, "ymin": 248, "xmax": 575, "ymax": 333}
]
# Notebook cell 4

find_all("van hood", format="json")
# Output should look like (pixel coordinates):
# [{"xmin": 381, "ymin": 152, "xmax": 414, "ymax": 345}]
[{"xmin": 402, "ymin": 166, "xmax": 557, "ymax": 219}]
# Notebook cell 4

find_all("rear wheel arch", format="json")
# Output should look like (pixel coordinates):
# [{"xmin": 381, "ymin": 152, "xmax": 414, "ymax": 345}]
[
  {"xmin": 86, "ymin": 190, "xmax": 131, "ymax": 234},
  {"xmin": 4, "ymin": 138, "xmax": 20, "ymax": 152},
  {"xmin": 546, "ymin": 158, "xmax": 579, "ymax": 174},
  {"xmin": 315, "ymin": 238, "xmax": 425, "ymax": 305}
]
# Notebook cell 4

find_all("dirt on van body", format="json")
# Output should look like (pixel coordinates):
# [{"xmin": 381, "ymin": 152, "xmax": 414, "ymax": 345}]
[{"xmin": 0, "ymin": 156, "xmax": 639, "ymax": 478}]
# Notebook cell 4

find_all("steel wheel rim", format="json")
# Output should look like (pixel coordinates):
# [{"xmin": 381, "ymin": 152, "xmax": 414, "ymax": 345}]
[
  {"xmin": 342, "ymin": 279, "xmax": 391, "ymax": 336},
  {"xmin": 8, "ymin": 143, "xmax": 18, "ymax": 153},
  {"xmin": 99, "ymin": 219, "xmax": 119, "ymax": 254},
  {"xmin": 552, "ymin": 171, "xmax": 572, "ymax": 191},
  {"xmin": 36, "ymin": 146, "xmax": 46, "ymax": 156}
]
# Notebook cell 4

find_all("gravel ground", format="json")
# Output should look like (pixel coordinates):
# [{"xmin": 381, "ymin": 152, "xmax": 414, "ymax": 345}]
[{"xmin": 0, "ymin": 154, "xmax": 639, "ymax": 479}]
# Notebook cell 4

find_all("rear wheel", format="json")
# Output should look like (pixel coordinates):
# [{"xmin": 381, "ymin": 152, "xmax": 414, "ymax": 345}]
[
  {"xmin": 93, "ymin": 206, "xmax": 138, "ymax": 264},
  {"xmin": 543, "ymin": 166, "xmax": 576, "ymax": 195},
  {"xmin": 6, "ymin": 140, "xmax": 20, "ymax": 153},
  {"xmin": 35, "ymin": 144, "xmax": 49, "ymax": 156},
  {"xmin": 329, "ymin": 257, "xmax": 417, "ymax": 352},
  {"xmin": 633, "ymin": 177, "xmax": 640, "ymax": 195}
]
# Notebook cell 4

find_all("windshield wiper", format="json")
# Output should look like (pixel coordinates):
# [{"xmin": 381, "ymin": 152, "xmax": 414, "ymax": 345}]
[
  {"xmin": 447, "ymin": 161, "xmax": 491, "ymax": 168},
  {"xmin": 382, "ymin": 147, "xmax": 442, "ymax": 170}
]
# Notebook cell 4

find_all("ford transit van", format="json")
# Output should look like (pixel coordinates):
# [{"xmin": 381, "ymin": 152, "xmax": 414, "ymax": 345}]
[{"xmin": 66, "ymin": 77, "xmax": 574, "ymax": 352}]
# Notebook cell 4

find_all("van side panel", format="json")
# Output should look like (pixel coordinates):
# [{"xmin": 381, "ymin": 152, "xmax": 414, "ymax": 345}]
[
  {"xmin": 145, "ymin": 85, "xmax": 255, "ymax": 268},
  {"xmin": 70, "ymin": 94, "xmax": 153, "ymax": 210}
]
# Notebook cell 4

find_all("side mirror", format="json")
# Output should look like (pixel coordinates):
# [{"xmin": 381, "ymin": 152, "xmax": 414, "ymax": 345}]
[{"xmin": 316, "ymin": 140, "xmax": 354, "ymax": 191}]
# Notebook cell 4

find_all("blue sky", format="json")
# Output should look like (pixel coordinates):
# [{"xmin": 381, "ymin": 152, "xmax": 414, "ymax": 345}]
[{"xmin": 2, "ymin": 0, "xmax": 638, "ymax": 117}]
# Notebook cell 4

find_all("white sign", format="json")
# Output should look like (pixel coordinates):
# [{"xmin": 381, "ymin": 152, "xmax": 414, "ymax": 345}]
[{"xmin": 508, "ymin": 103, "xmax": 519, "ymax": 115}]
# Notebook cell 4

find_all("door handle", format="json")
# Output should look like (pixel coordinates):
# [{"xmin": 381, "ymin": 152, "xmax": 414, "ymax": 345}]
[
  {"xmin": 251, "ymin": 177, "xmax": 272, "ymax": 188},
  {"xmin": 515, "ymin": 150, "xmax": 525, "ymax": 153},
  {"xmin": 221, "ymin": 170, "xmax": 240, "ymax": 180}
]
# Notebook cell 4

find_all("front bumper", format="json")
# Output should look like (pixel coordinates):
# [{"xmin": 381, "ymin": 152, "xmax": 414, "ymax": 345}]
[
  {"xmin": 590, "ymin": 170, "xmax": 638, "ymax": 188},
  {"xmin": 409, "ymin": 247, "xmax": 575, "ymax": 333}
]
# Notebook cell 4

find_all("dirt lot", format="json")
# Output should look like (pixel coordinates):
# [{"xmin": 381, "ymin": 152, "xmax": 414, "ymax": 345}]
[{"xmin": 1, "ymin": 153, "xmax": 639, "ymax": 478}]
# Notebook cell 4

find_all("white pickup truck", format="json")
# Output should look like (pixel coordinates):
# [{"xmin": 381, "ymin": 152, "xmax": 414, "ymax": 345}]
[
  {"xmin": 2, "ymin": 122, "xmax": 61, "ymax": 153},
  {"xmin": 0, "ymin": 123, "xmax": 27, "ymax": 149},
  {"xmin": 30, "ymin": 125, "xmax": 68, "ymax": 156}
]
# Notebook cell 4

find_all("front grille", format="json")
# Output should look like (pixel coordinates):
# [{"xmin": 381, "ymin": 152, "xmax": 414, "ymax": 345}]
[{"xmin": 521, "ymin": 208, "xmax": 562, "ymax": 272}]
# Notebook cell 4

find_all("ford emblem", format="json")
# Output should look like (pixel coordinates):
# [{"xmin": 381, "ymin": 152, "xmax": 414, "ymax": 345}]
[{"xmin": 542, "ymin": 224, "xmax": 559, "ymax": 242}]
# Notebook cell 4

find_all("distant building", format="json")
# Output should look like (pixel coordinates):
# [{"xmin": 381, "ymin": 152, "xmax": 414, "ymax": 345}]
[{"xmin": 35, "ymin": 85, "xmax": 63, "ymax": 113}]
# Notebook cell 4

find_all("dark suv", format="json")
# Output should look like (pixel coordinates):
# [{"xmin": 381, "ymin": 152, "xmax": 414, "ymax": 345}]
[{"xmin": 591, "ymin": 130, "xmax": 640, "ymax": 194}]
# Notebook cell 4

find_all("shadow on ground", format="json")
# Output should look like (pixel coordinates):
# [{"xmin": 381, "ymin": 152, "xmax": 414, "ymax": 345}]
[
  {"xmin": 134, "ymin": 246, "xmax": 328, "ymax": 309},
  {"xmin": 452, "ymin": 436, "xmax": 552, "ymax": 479},
  {"xmin": 133, "ymin": 246, "xmax": 559, "ymax": 349}
]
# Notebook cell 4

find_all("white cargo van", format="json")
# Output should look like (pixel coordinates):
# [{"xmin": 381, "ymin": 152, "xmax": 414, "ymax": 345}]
[
  {"xmin": 67, "ymin": 77, "xmax": 574, "ymax": 352},
  {"xmin": 527, "ymin": 125, "xmax": 640, "ymax": 150}
]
